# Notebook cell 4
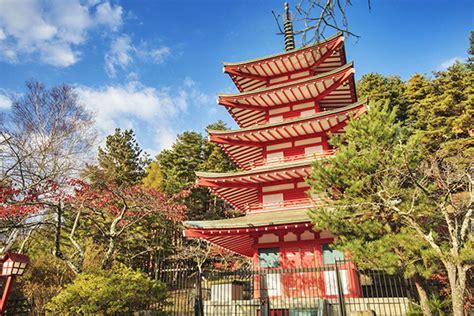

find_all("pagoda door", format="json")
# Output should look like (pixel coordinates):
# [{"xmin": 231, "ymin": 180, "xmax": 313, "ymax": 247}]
[
  {"xmin": 281, "ymin": 247, "xmax": 301, "ymax": 297},
  {"xmin": 300, "ymin": 247, "xmax": 321, "ymax": 297},
  {"xmin": 281, "ymin": 247, "xmax": 320, "ymax": 297}
]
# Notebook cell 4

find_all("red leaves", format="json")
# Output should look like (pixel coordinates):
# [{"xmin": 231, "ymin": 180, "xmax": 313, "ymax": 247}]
[
  {"xmin": 0, "ymin": 185, "xmax": 41, "ymax": 219},
  {"xmin": 67, "ymin": 179, "xmax": 186, "ymax": 224},
  {"xmin": 1, "ymin": 177, "xmax": 187, "ymax": 226}
]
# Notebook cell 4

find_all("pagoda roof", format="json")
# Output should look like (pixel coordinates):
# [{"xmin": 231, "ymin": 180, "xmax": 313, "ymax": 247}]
[
  {"xmin": 209, "ymin": 101, "xmax": 366, "ymax": 170},
  {"xmin": 224, "ymin": 33, "xmax": 346, "ymax": 93},
  {"xmin": 184, "ymin": 209, "xmax": 312, "ymax": 256},
  {"xmin": 220, "ymin": 62, "xmax": 356, "ymax": 128},
  {"xmin": 196, "ymin": 160, "xmax": 313, "ymax": 211}
]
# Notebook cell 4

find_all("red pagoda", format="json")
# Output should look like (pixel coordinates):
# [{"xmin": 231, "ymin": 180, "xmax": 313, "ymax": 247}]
[{"xmin": 184, "ymin": 4, "xmax": 366, "ymax": 298}]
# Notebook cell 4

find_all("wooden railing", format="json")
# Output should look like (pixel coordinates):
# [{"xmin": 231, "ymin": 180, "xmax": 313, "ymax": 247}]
[{"xmin": 250, "ymin": 150, "xmax": 335, "ymax": 169}]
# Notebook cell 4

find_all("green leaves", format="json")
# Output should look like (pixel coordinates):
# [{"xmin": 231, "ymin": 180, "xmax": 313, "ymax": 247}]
[
  {"xmin": 46, "ymin": 265, "xmax": 166, "ymax": 314},
  {"xmin": 87, "ymin": 128, "xmax": 149, "ymax": 186},
  {"xmin": 309, "ymin": 57, "xmax": 473, "ymax": 313},
  {"xmin": 156, "ymin": 121, "xmax": 237, "ymax": 220}
]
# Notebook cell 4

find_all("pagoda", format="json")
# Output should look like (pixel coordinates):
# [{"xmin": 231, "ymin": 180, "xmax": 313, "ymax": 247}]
[{"xmin": 184, "ymin": 3, "xmax": 366, "ymax": 297}]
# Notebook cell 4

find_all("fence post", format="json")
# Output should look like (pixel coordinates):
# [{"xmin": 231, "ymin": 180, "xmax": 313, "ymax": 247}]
[
  {"xmin": 335, "ymin": 261, "xmax": 346, "ymax": 316},
  {"xmin": 259, "ymin": 270, "xmax": 270, "ymax": 316},
  {"xmin": 194, "ymin": 269, "xmax": 204, "ymax": 316}
]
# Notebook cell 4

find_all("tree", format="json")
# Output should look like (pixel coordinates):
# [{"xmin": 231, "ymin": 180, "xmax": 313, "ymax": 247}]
[
  {"xmin": 308, "ymin": 101, "xmax": 435, "ymax": 315},
  {"xmin": 157, "ymin": 121, "xmax": 237, "ymax": 220},
  {"xmin": 154, "ymin": 121, "xmax": 239, "ymax": 268},
  {"xmin": 357, "ymin": 73, "xmax": 409, "ymax": 120},
  {"xmin": 86, "ymin": 128, "xmax": 148, "ymax": 187},
  {"xmin": 309, "ymin": 61, "xmax": 473, "ymax": 315},
  {"xmin": 62, "ymin": 179, "xmax": 186, "ymax": 272},
  {"xmin": 403, "ymin": 62, "xmax": 473, "ymax": 316},
  {"xmin": 142, "ymin": 161, "xmax": 163, "ymax": 190},
  {"xmin": 0, "ymin": 80, "xmax": 95, "ymax": 255},
  {"xmin": 273, "ymin": 1, "xmax": 372, "ymax": 45}
]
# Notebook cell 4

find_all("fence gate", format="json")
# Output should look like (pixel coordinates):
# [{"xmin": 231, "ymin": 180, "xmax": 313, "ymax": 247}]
[{"xmin": 155, "ymin": 261, "xmax": 417, "ymax": 316}]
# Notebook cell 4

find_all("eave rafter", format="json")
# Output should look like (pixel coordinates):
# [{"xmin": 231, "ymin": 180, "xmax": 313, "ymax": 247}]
[
  {"xmin": 211, "ymin": 100, "xmax": 365, "ymax": 147},
  {"xmin": 196, "ymin": 161, "xmax": 313, "ymax": 212},
  {"xmin": 219, "ymin": 63, "xmax": 356, "ymax": 128},
  {"xmin": 208, "ymin": 101, "xmax": 366, "ymax": 169},
  {"xmin": 223, "ymin": 33, "xmax": 346, "ymax": 93},
  {"xmin": 219, "ymin": 62, "xmax": 354, "ymax": 110}
]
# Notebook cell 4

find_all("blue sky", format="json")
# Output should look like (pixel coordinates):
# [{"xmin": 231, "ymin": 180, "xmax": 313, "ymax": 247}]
[{"xmin": 0, "ymin": 0, "xmax": 472, "ymax": 155}]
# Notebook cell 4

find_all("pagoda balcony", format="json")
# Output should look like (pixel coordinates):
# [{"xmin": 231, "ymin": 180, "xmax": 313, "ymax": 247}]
[
  {"xmin": 245, "ymin": 197, "xmax": 321, "ymax": 213},
  {"xmin": 249, "ymin": 150, "xmax": 336, "ymax": 169}
]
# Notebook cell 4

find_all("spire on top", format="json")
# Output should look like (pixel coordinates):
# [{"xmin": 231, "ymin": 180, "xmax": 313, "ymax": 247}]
[{"xmin": 284, "ymin": 2, "xmax": 295, "ymax": 51}]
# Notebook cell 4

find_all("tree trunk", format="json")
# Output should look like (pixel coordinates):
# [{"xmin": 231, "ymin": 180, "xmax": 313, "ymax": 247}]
[
  {"xmin": 446, "ymin": 262, "xmax": 467, "ymax": 316},
  {"xmin": 102, "ymin": 236, "xmax": 115, "ymax": 269},
  {"xmin": 54, "ymin": 203, "xmax": 63, "ymax": 258},
  {"xmin": 413, "ymin": 276, "xmax": 432, "ymax": 316}
]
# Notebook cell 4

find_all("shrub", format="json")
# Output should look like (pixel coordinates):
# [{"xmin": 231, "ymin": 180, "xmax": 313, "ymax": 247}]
[
  {"xmin": 18, "ymin": 251, "xmax": 74, "ymax": 312},
  {"xmin": 46, "ymin": 265, "xmax": 167, "ymax": 314}
]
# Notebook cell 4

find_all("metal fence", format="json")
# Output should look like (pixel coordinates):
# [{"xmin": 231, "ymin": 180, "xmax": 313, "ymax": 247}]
[{"xmin": 154, "ymin": 260, "xmax": 418, "ymax": 316}]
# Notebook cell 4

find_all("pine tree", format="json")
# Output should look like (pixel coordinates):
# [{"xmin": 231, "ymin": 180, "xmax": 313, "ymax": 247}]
[
  {"xmin": 87, "ymin": 128, "xmax": 148, "ymax": 186},
  {"xmin": 309, "ymin": 59, "xmax": 473, "ymax": 315},
  {"xmin": 156, "ymin": 121, "xmax": 237, "ymax": 220},
  {"xmin": 357, "ymin": 73, "xmax": 409, "ymax": 120}
]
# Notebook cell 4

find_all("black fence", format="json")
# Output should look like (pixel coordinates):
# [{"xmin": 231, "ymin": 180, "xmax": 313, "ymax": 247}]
[{"xmin": 154, "ymin": 260, "xmax": 418, "ymax": 316}]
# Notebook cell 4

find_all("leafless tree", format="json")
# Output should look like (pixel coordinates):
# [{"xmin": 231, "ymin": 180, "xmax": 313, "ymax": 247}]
[
  {"xmin": 0, "ymin": 80, "xmax": 96, "ymax": 255},
  {"xmin": 274, "ymin": 0, "xmax": 372, "ymax": 46}
]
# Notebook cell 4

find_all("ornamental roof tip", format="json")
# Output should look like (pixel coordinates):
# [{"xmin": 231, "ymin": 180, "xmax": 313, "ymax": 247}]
[
  {"xmin": 218, "ymin": 61, "xmax": 355, "ymax": 98},
  {"xmin": 222, "ymin": 32, "xmax": 344, "ymax": 67}
]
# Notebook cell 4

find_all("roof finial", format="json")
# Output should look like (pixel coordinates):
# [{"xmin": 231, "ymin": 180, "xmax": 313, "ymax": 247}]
[{"xmin": 284, "ymin": 2, "xmax": 295, "ymax": 51}]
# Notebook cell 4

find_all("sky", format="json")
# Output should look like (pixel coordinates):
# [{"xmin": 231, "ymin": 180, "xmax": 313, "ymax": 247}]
[{"xmin": 0, "ymin": 0, "xmax": 472, "ymax": 156}]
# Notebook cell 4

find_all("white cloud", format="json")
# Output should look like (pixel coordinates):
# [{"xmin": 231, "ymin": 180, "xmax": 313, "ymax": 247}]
[
  {"xmin": 0, "ymin": 93, "xmax": 11, "ymax": 109},
  {"xmin": 105, "ymin": 35, "xmax": 134, "ymax": 77},
  {"xmin": 39, "ymin": 42, "xmax": 78, "ymax": 67},
  {"xmin": 154, "ymin": 126, "xmax": 178, "ymax": 151},
  {"xmin": 95, "ymin": 1, "xmax": 123, "ymax": 31},
  {"xmin": 439, "ymin": 57, "xmax": 463, "ymax": 70},
  {"xmin": 104, "ymin": 35, "xmax": 171, "ymax": 77},
  {"xmin": 151, "ymin": 47, "xmax": 171, "ymax": 63},
  {"xmin": 140, "ymin": 46, "xmax": 171, "ymax": 64},
  {"xmin": 0, "ymin": 0, "xmax": 123, "ymax": 67},
  {"xmin": 76, "ymin": 78, "xmax": 211, "ymax": 150}
]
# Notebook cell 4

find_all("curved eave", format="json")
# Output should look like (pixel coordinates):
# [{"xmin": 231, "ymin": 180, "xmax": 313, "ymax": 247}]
[
  {"xmin": 184, "ymin": 209, "xmax": 313, "ymax": 256},
  {"xmin": 223, "ymin": 33, "xmax": 342, "ymax": 67},
  {"xmin": 223, "ymin": 33, "xmax": 346, "ymax": 92},
  {"xmin": 196, "ymin": 161, "xmax": 312, "ymax": 212},
  {"xmin": 210, "ymin": 100, "xmax": 366, "ymax": 142},
  {"xmin": 219, "ymin": 63, "xmax": 356, "ymax": 128},
  {"xmin": 196, "ymin": 159, "xmax": 311, "ymax": 181},
  {"xmin": 220, "ymin": 62, "xmax": 353, "ymax": 99},
  {"xmin": 210, "ymin": 101, "xmax": 365, "ymax": 169}
]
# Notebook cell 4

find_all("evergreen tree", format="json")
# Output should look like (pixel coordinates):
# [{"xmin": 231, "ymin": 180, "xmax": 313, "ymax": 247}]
[
  {"xmin": 357, "ymin": 73, "xmax": 409, "ymax": 120},
  {"xmin": 309, "ymin": 60, "xmax": 473, "ymax": 315},
  {"xmin": 156, "ymin": 121, "xmax": 237, "ymax": 220},
  {"xmin": 158, "ymin": 131, "xmax": 205, "ymax": 194},
  {"xmin": 87, "ymin": 128, "xmax": 148, "ymax": 186},
  {"xmin": 142, "ymin": 161, "xmax": 163, "ymax": 190},
  {"xmin": 407, "ymin": 61, "xmax": 473, "ymax": 155}
]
